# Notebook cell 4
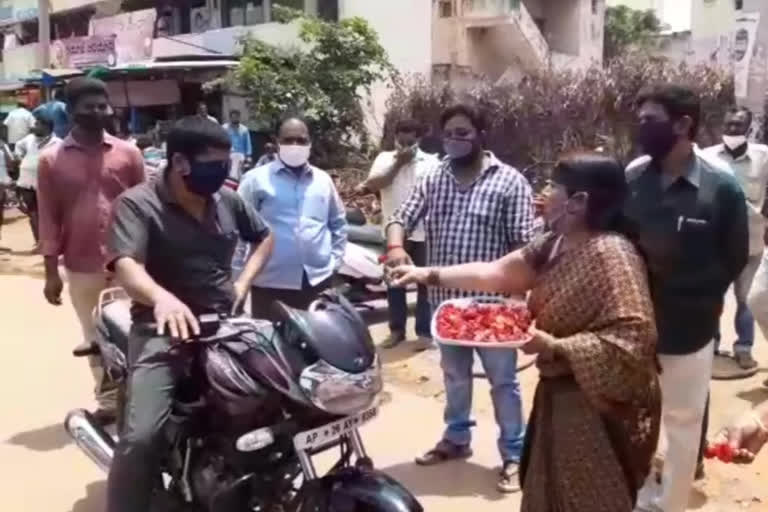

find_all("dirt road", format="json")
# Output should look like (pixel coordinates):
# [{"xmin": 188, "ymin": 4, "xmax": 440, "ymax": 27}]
[{"xmin": 1, "ymin": 209, "xmax": 767, "ymax": 511}]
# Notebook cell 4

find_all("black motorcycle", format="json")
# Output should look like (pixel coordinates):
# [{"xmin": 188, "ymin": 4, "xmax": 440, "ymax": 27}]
[{"xmin": 64, "ymin": 288, "xmax": 422, "ymax": 512}]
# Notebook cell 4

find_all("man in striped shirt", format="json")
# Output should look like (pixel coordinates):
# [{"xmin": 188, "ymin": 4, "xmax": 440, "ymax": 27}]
[{"xmin": 386, "ymin": 104, "xmax": 534, "ymax": 493}]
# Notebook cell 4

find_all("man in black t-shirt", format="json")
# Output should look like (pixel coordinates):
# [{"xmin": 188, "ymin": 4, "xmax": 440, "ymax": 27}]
[{"xmin": 105, "ymin": 117, "xmax": 274, "ymax": 512}]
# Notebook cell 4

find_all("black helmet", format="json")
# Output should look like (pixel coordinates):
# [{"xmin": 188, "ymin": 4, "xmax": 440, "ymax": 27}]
[{"xmin": 273, "ymin": 290, "xmax": 375, "ymax": 374}]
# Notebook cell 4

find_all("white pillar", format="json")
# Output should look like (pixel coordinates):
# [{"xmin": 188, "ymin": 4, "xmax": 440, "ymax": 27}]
[
  {"xmin": 305, "ymin": 0, "xmax": 318, "ymax": 17},
  {"xmin": 38, "ymin": 0, "xmax": 50, "ymax": 68}
]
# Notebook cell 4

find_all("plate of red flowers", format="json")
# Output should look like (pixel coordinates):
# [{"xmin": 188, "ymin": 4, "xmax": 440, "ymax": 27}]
[{"xmin": 431, "ymin": 297, "xmax": 533, "ymax": 348}]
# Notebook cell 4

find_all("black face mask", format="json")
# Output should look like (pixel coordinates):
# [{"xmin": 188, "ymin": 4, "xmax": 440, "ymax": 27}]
[
  {"xmin": 183, "ymin": 159, "xmax": 230, "ymax": 196},
  {"xmin": 443, "ymin": 137, "xmax": 482, "ymax": 168},
  {"xmin": 636, "ymin": 120, "xmax": 679, "ymax": 160},
  {"xmin": 73, "ymin": 112, "xmax": 108, "ymax": 133}
]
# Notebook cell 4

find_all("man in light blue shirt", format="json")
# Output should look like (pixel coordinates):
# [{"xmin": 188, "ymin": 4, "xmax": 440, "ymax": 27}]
[
  {"xmin": 223, "ymin": 109, "xmax": 253, "ymax": 181},
  {"xmin": 238, "ymin": 116, "xmax": 347, "ymax": 319}
]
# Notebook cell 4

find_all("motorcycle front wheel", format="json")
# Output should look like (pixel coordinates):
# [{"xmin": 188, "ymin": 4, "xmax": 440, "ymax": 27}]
[{"xmin": 294, "ymin": 468, "xmax": 423, "ymax": 512}]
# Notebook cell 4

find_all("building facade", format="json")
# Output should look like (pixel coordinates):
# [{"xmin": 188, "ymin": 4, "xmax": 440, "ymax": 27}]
[
  {"xmin": 0, "ymin": 0, "xmax": 434, "ymax": 135},
  {"xmin": 0, "ymin": 0, "xmax": 604, "ymax": 135},
  {"xmin": 433, "ymin": 0, "xmax": 605, "ymax": 81}
]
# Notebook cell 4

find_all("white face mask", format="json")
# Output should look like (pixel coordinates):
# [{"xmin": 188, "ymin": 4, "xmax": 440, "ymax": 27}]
[
  {"xmin": 279, "ymin": 144, "xmax": 311, "ymax": 168},
  {"xmin": 723, "ymin": 134, "xmax": 748, "ymax": 150}
]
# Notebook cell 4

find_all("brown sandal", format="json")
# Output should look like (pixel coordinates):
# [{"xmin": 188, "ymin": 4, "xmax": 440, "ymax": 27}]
[{"xmin": 415, "ymin": 440, "xmax": 473, "ymax": 466}]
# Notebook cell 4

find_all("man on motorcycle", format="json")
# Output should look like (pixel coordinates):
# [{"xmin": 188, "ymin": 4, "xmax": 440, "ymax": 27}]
[{"xmin": 104, "ymin": 116, "xmax": 274, "ymax": 512}]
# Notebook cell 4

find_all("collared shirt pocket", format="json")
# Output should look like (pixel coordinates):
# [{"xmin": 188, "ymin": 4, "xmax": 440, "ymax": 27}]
[
  {"xmin": 742, "ymin": 173, "xmax": 764, "ymax": 203},
  {"xmin": 468, "ymin": 189, "xmax": 502, "ymax": 226},
  {"xmin": 302, "ymin": 191, "xmax": 329, "ymax": 222},
  {"xmin": 679, "ymin": 215, "xmax": 714, "ymax": 257}
]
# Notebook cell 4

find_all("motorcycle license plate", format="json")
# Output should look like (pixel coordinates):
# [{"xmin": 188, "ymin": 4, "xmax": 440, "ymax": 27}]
[{"xmin": 294, "ymin": 407, "xmax": 378, "ymax": 451}]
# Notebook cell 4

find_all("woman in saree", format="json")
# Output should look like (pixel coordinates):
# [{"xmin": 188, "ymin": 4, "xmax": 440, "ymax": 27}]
[{"xmin": 391, "ymin": 152, "xmax": 661, "ymax": 510}]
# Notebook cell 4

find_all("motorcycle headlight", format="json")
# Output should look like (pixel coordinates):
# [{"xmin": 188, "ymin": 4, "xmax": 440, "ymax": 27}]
[{"xmin": 299, "ymin": 356, "xmax": 382, "ymax": 416}]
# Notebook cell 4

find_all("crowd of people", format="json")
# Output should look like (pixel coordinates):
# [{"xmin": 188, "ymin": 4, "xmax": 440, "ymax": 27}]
[{"xmin": 1, "ymin": 74, "xmax": 767, "ymax": 512}]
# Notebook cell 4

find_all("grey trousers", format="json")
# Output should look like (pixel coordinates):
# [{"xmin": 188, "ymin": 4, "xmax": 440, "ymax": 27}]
[{"xmin": 107, "ymin": 328, "xmax": 181, "ymax": 512}]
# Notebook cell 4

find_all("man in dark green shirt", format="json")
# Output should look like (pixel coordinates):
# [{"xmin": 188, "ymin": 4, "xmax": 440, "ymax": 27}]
[{"xmin": 626, "ymin": 85, "xmax": 748, "ymax": 512}]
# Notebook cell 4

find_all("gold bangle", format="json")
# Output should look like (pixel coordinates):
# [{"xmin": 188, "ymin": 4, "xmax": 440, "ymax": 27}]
[{"xmin": 426, "ymin": 267, "xmax": 440, "ymax": 286}]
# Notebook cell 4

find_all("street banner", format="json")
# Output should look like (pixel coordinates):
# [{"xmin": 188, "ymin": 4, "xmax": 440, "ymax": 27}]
[
  {"xmin": 733, "ymin": 12, "xmax": 761, "ymax": 99},
  {"xmin": 90, "ymin": 8, "xmax": 156, "ymax": 65},
  {"xmin": 51, "ymin": 35, "xmax": 117, "ymax": 69}
]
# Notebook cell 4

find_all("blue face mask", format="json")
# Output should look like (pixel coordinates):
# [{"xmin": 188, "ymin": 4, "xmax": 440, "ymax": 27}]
[{"xmin": 183, "ymin": 159, "xmax": 230, "ymax": 196}]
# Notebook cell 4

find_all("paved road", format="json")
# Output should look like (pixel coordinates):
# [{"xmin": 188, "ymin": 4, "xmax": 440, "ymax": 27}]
[{"xmin": 1, "ymin": 210, "xmax": 767, "ymax": 511}]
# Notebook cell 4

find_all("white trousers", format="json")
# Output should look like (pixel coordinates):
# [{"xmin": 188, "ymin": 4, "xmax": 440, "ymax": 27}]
[
  {"xmin": 636, "ymin": 339, "xmax": 714, "ymax": 512},
  {"xmin": 67, "ymin": 270, "xmax": 118, "ymax": 410},
  {"xmin": 748, "ymin": 249, "xmax": 768, "ymax": 341}
]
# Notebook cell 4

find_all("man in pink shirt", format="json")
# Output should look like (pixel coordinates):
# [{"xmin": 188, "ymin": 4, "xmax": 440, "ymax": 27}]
[{"xmin": 37, "ymin": 78, "xmax": 145, "ymax": 425}]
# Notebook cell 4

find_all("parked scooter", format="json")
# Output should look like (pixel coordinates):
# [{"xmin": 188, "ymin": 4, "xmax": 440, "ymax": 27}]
[{"xmin": 337, "ymin": 208, "xmax": 387, "ymax": 307}]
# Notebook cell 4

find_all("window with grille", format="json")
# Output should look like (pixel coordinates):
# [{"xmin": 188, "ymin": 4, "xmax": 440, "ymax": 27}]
[{"xmin": 439, "ymin": 0, "xmax": 453, "ymax": 18}]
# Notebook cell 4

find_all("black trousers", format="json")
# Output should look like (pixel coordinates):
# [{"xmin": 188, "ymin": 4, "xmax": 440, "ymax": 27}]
[
  {"xmin": 250, "ymin": 273, "xmax": 332, "ymax": 321},
  {"xmin": 17, "ymin": 187, "xmax": 38, "ymax": 242}
]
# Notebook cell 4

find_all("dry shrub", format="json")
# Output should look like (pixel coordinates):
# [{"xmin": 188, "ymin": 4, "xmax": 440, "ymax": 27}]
[{"xmin": 385, "ymin": 53, "xmax": 734, "ymax": 189}]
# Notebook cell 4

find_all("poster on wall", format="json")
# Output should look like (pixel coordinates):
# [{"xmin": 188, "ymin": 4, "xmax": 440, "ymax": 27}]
[
  {"xmin": 733, "ymin": 12, "xmax": 760, "ymax": 100},
  {"xmin": 51, "ymin": 35, "xmax": 117, "ymax": 69},
  {"xmin": 90, "ymin": 8, "xmax": 156, "ymax": 65}
]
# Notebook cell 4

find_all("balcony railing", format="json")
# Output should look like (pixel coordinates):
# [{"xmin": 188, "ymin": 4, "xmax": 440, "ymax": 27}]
[
  {"xmin": 461, "ymin": 0, "xmax": 521, "ymax": 18},
  {"xmin": 460, "ymin": 0, "xmax": 549, "ymax": 69}
]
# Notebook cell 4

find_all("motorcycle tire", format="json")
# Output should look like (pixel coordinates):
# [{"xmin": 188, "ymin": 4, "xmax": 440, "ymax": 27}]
[{"xmin": 149, "ymin": 490, "xmax": 190, "ymax": 512}]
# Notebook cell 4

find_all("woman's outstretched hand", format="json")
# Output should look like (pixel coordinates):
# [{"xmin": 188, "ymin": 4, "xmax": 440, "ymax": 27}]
[{"xmin": 388, "ymin": 265, "xmax": 429, "ymax": 288}]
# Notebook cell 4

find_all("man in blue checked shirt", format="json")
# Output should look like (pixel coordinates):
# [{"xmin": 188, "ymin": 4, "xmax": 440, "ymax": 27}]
[
  {"xmin": 386, "ymin": 104, "xmax": 534, "ymax": 494},
  {"xmin": 237, "ymin": 116, "xmax": 347, "ymax": 319}
]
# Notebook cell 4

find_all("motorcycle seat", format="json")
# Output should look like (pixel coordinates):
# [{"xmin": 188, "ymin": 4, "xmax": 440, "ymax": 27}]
[
  {"xmin": 100, "ymin": 299, "xmax": 132, "ymax": 355},
  {"xmin": 347, "ymin": 224, "xmax": 385, "ymax": 246}
]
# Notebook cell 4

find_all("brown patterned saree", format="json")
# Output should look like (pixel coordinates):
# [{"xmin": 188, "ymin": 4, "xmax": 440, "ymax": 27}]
[{"xmin": 519, "ymin": 233, "xmax": 661, "ymax": 512}]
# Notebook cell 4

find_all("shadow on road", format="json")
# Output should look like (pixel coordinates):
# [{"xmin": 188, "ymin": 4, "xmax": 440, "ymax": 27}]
[
  {"xmin": 381, "ymin": 460, "xmax": 505, "ymax": 502},
  {"xmin": 70, "ymin": 480, "xmax": 106, "ymax": 512},
  {"xmin": 7, "ymin": 422, "xmax": 71, "ymax": 451},
  {"xmin": 1, "ymin": 213, "xmax": 26, "ymax": 226},
  {"xmin": 735, "ymin": 386, "xmax": 768, "ymax": 406}
]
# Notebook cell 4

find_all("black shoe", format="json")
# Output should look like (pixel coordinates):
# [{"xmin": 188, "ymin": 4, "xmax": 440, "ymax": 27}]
[{"xmin": 91, "ymin": 408, "xmax": 117, "ymax": 427}]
